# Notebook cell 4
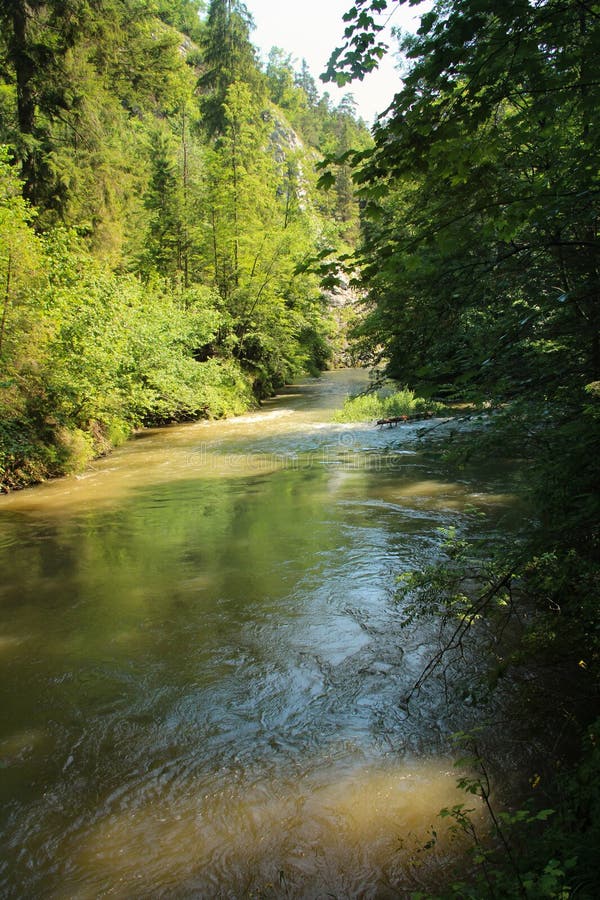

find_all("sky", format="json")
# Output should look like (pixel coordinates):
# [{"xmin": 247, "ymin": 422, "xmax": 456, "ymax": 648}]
[{"xmin": 245, "ymin": 0, "xmax": 427, "ymax": 125}]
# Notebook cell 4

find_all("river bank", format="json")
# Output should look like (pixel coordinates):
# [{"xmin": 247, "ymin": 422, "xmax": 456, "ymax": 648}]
[
  {"xmin": 0, "ymin": 366, "xmax": 256, "ymax": 495},
  {"xmin": 0, "ymin": 368, "xmax": 458, "ymax": 495}
]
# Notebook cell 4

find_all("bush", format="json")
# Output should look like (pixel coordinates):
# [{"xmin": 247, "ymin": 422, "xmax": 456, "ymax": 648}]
[{"xmin": 333, "ymin": 387, "xmax": 443, "ymax": 422}]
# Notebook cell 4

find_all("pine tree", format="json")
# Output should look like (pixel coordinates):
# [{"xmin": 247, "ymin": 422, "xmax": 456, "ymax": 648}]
[
  {"xmin": 295, "ymin": 60, "xmax": 319, "ymax": 108},
  {"xmin": 0, "ymin": 0, "xmax": 88, "ymax": 202},
  {"xmin": 198, "ymin": 0, "xmax": 263, "ymax": 137}
]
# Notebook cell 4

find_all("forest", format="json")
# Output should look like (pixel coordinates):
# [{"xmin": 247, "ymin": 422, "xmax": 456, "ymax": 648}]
[
  {"xmin": 1, "ymin": 0, "xmax": 599, "ymax": 896},
  {"xmin": 0, "ymin": 0, "xmax": 370, "ymax": 488}
]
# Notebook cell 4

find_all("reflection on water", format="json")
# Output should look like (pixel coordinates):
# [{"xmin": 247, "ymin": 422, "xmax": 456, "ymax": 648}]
[{"xmin": 0, "ymin": 370, "xmax": 520, "ymax": 897}]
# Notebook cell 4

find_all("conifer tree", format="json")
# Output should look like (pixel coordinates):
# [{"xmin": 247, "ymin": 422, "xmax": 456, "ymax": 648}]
[
  {"xmin": 0, "ymin": 0, "xmax": 89, "ymax": 202},
  {"xmin": 295, "ymin": 60, "xmax": 319, "ymax": 108},
  {"xmin": 198, "ymin": 0, "xmax": 262, "ymax": 137}
]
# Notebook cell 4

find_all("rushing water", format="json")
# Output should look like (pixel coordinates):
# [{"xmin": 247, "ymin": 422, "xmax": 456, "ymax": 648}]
[{"xmin": 0, "ymin": 370, "xmax": 523, "ymax": 898}]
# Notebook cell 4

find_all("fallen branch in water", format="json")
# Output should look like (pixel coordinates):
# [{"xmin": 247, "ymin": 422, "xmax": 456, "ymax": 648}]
[{"xmin": 376, "ymin": 412, "xmax": 435, "ymax": 427}]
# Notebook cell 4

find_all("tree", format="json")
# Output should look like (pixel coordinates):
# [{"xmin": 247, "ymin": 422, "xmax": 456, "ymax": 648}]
[
  {"xmin": 0, "ymin": 0, "xmax": 193, "ymax": 223},
  {"xmin": 295, "ymin": 59, "xmax": 319, "ymax": 108},
  {"xmin": 266, "ymin": 47, "xmax": 302, "ymax": 110},
  {"xmin": 324, "ymin": 6, "xmax": 600, "ymax": 893},
  {"xmin": 0, "ymin": 147, "xmax": 42, "ymax": 366},
  {"xmin": 142, "ymin": 127, "xmax": 188, "ymax": 279},
  {"xmin": 199, "ymin": 80, "xmax": 329, "ymax": 393},
  {"xmin": 156, "ymin": 0, "xmax": 205, "ymax": 41},
  {"xmin": 0, "ymin": 0, "xmax": 90, "ymax": 202},
  {"xmin": 327, "ymin": 0, "xmax": 600, "ymax": 397},
  {"xmin": 316, "ymin": 94, "xmax": 372, "ymax": 246},
  {"xmin": 197, "ymin": 0, "xmax": 263, "ymax": 137}
]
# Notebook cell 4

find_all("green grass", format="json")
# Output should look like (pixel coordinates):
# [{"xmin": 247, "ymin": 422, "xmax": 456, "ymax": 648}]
[{"xmin": 332, "ymin": 388, "xmax": 443, "ymax": 423}]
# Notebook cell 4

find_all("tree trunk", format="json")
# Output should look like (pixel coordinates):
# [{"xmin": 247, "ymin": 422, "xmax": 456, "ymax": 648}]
[
  {"xmin": 0, "ymin": 253, "xmax": 13, "ymax": 358},
  {"xmin": 10, "ymin": 0, "xmax": 38, "ymax": 200}
]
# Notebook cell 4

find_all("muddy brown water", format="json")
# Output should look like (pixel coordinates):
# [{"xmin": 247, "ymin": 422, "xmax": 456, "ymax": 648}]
[{"xmin": 0, "ymin": 370, "xmax": 524, "ymax": 898}]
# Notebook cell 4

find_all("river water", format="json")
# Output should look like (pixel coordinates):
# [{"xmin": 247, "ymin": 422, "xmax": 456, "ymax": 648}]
[{"xmin": 0, "ymin": 370, "xmax": 523, "ymax": 898}]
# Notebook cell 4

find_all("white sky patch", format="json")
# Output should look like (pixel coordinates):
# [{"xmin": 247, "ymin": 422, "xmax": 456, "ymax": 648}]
[{"xmin": 246, "ymin": 0, "xmax": 429, "ymax": 125}]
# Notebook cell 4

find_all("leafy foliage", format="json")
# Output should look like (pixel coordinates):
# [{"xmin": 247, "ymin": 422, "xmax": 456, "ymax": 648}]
[
  {"xmin": 324, "ymin": 0, "xmax": 600, "ymax": 895},
  {"xmin": 332, "ymin": 386, "xmax": 442, "ymax": 421},
  {"xmin": 343, "ymin": 0, "xmax": 600, "ymax": 401},
  {"xmin": 0, "ymin": 0, "xmax": 372, "ymax": 487},
  {"xmin": 0, "ymin": 208, "xmax": 253, "ymax": 488}
]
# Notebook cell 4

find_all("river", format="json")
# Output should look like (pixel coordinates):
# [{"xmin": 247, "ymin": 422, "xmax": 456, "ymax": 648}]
[{"xmin": 0, "ymin": 369, "xmax": 524, "ymax": 898}]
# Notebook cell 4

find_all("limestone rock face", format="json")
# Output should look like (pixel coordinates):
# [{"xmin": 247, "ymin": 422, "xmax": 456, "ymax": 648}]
[
  {"xmin": 322, "ymin": 269, "xmax": 360, "ymax": 309},
  {"xmin": 322, "ymin": 270, "xmax": 363, "ymax": 367}
]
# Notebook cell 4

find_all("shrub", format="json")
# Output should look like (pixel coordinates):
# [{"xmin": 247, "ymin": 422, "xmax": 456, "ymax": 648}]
[{"xmin": 333, "ymin": 387, "xmax": 443, "ymax": 422}]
